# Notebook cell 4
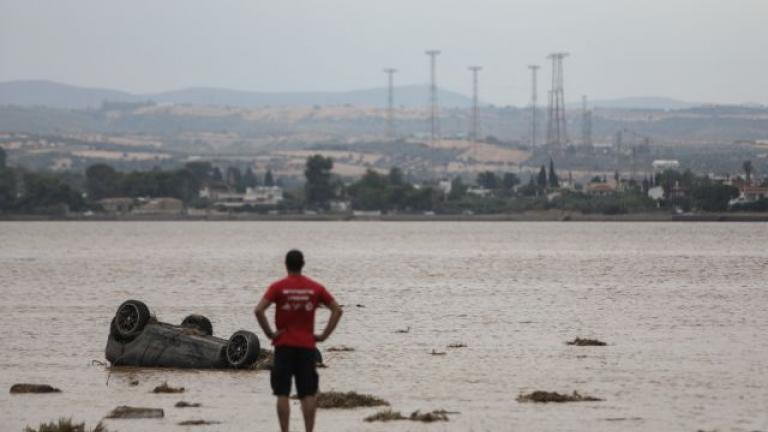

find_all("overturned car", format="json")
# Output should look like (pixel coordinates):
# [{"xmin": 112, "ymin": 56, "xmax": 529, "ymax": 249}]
[{"xmin": 106, "ymin": 299, "xmax": 262, "ymax": 369}]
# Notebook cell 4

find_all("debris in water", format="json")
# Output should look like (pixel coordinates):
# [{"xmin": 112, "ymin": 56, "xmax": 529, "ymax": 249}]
[
  {"xmin": 252, "ymin": 349, "xmax": 274, "ymax": 370},
  {"xmin": 105, "ymin": 406, "xmax": 164, "ymax": 419},
  {"xmin": 152, "ymin": 382, "xmax": 184, "ymax": 393},
  {"xmin": 10, "ymin": 384, "xmax": 61, "ymax": 394},
  {"xmin": 327, "ymin": 345, "xmax": 355, "ymax": 352},
  {"xmin": 364, "ymin": 410, "xmax": 406, "ymax": 422},
  {"xmin": 566, "ymin": 338, "xmax": 607, "ymax": 346},
  {"xmin": 129, "ymin": 379, "xmax": 139, "ymax": 386},
  {"xmin": 430, "ymin": 350, "xmax": 446, "ymax": 356},
  {"xmin": 516, "ymin": 391, "xmax": 603, "ymax": 403},
  {"xmin": 317, "ymin": 391, "xmax": 389, "ymax": 409},
  {"xmin": 90, "ymin": 360, "xmax": 107, "ymax": 367},
  {"xmin": 364, "ymin": 409, "xmax": 453, "ymax": 423},
  {"xmin": 409, "ymin": 410, "xmax": 450, "ymax": 422},
  {"xmin": 394, "ymin": 326, "xmax": 410, "ymax": 334},
  {"xmin": 356, "ymin": 304, "xmax": 366, "ymax": 308},
  {"xmin": 175, "ymin": 401, "xmax": 201, "ymax": 408},
  {"xmin": 447, "ymin": 343, "xmax": 467, "ymax": 349},
  {"xmin": 178, "ymin": 420, "xmax": 220, "ymax": 426},
  {"xmin": 23, "ymin": 418, "xmax": 111, "ymax": 432}
]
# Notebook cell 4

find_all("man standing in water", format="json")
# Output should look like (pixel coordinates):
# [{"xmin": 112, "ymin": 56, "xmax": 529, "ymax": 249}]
[{"xmin": 255, "ymin": 250, "xmax": 343, "ymax": 432}]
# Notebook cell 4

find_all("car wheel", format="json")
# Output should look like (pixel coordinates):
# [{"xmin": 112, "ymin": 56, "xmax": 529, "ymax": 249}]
[
  {"xmin": 181, "ymin": 314, "xmax": 213, "ymax": 336},
  {"xmin": 225, "ymin": 330, "xmax": 260, "ymax": 368},
  {"xmin": 113, "ymin": 299, "xmax": 151, "ymax": 340}
]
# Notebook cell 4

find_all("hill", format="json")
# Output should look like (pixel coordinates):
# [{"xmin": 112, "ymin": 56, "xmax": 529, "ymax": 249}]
[{"xmin": 0, "ymin": 80, "xmax": 473, "ymax": 109}]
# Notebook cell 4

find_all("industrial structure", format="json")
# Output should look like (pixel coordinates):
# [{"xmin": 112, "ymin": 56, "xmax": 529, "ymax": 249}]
[
  {"xmin": 468, "ymin": 65, "xmax": 482, "ymax": 142},
  {"xmin": 528, "ymin": 64, "xmax": 540, "ymax": 149},
  {"xmin": 546, "ymin": 52, "xmax": 569, "ymax": 149},
  {"xmin": 581, "ymin": 95, "xmax": 592, "ymax": 148},
  {"xmin": 383, "ymin": 68, "xmax": 397, "ymax": 140},
  {"xmin": 425, "ymin": 49, "xmax": 441, "ymax": 145}
]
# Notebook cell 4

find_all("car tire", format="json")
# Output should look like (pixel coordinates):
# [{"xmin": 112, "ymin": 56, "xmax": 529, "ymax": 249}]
[
  {"xmin": 225, "ymin": 330, "xmax": 260, "ymax": 368},
  {"xmin": 181, "ymin": 314, "xmax": 213, "ymax": 336},
  {"xmin": 112, "ymin": 299, "xmax": 151, "ymax": 340}
]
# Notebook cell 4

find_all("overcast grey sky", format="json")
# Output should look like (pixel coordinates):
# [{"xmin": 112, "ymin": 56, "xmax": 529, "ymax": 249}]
[{"xmin": 1, "ymin": 0, "xmax": 765, "ymax": 105}]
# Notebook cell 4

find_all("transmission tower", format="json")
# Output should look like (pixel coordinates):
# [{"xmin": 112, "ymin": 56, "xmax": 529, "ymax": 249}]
[
  {"xmin": 425, "ymin": 50, "xmax": 441, "ymax": 145},
  {"xmin": 383, "ymin": 68, "xmax": 397, "ymax": 140},
  {"xmin": 528, "ymin": 65, "xmax": 540, "ymax": 149},
  {"xmin": 546, "ymin": 52, "xmax": 569, "ymax": 149},
  {"xmin": 581, "ymin": 95, "xmax": 592, "ymax": 148},
  {"xmin": 468, "ymin": 66, "xmax": 482, "ymax": 142}
]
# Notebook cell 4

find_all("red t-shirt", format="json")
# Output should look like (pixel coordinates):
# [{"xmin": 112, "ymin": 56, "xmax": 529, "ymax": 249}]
[{"xmin": 263, "ymin": 274, "xmax": 335, "ymax": 349}]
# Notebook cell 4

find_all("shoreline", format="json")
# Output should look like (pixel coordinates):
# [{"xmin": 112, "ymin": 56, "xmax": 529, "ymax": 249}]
[{"xmin": 1, "ymin": 211, "xmax": 767, "ymax": 222}]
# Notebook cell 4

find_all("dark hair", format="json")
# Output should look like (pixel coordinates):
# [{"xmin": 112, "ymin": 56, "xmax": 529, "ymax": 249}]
[{"xmin": 285, "ymin": 249, "xmax": 304, "ymax": 273}]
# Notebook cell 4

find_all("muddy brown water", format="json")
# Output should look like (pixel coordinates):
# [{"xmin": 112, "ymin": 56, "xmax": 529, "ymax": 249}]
[{"xmin": 1, "ymin": 221, "xmax": 767, "ymax": 431}]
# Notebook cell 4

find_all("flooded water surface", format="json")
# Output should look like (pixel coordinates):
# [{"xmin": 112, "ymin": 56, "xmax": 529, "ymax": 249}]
[{"xmin": 1, "ymin": 222, "xmax": 767, "ymax": 431}]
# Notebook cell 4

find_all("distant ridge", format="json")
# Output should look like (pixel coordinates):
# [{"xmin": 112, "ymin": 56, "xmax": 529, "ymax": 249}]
[
  {"xmin": 575, "ymin": 96, "xmax": 702, "ymax": 110},
  {"xmin": 0, "ymin": 80, "xmax": 473, "ymax": 110}
]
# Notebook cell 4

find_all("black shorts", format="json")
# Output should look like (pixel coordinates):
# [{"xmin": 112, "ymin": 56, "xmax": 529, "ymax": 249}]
[{"xmin": 271, "ymin": 346, "xmax": 319, "ymax": 398}]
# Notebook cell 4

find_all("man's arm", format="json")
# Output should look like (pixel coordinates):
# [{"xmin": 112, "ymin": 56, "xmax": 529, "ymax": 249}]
[
  {"xmin": 254, "ymin": 297, "xmax": 279, "ymax": 340},
  {"xmin": 315, "ymin": 300, "xmax": 343, "ymax": 342}
]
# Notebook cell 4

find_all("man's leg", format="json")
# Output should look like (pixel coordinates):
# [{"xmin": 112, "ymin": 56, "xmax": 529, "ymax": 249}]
[
  {"xmin": 296, "ymin": 348, "xmax": 320, "ymax": 432},
  {"xmin": 271, "ymin": 347, "xmax": 293, "ymax": 432},
  {"xmin": 277, "ymin": 396, "xmax": 290, "ymax": 432},
  {"xmin": 299, "ymin": 395, "xmax": 317, "ymax": 432}
]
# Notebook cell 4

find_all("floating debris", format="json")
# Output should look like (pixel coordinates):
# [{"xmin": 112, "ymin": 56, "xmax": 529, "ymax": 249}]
[
  {"xmin": 566, "ymin": 338, "xmax": 607, "ymax": 346},
  {"xmin": 327, "ymin": 346, "xmax": 355, "ymax": 352},
  {"xmin": 394, "ymin": 326, "xmax": 410, "ymax": 334},
  {"xmin": 178, "ymin": 420, "xmax": 220, "ymax": 426},
  {"xmin": 516, "ymin": 391, "xmax": 603, "ymax": 403},
  {"xmin": 447, "ymin": 343, "xmax": 467, "ymax": 349},
  {"xmin": 364, "ymin": 409, "xmax": 452, "ymax": 423},
  {"xmin": 175, "ymin": 401, "xmax": 201, "ymax": 408},
  {"xmin": 364, "ymin": 410, "xmax": 406, "ymax": 422},
  {"xmin": 356, "ymin": 304, "xmax": 366, "ymax": 308},
  {"xmin": 429, "ymin": 350, "xmax": 446, "ymax": 356},
  {"xmin": 317, "ymin": 391, "xmax": 389, "ymax": 409},
  {"xmin": 129, "ymin": 379, "xmax": 139, "ymax": 386},
  {"xmin": 252, "ymin": 349, "xmax": 274, "ymax": 370},
  {"xmin": 152, "ymin": 382, "xmax": 184, "ymax": 393},
  {"xmin": 23, "ymin": 418, "xmax": 110, "ymax": 432},
  {"xmin": 105, "ymin": 406, "xmax": 164, "ymax": 419},
  {"xmin": 90, "ymin": 360, "xmax": 107, "ymax": 367},
  {"xmin": 10, "ymin": 383, "xmax": 61, "ymax": 394},
  {"xmin": 409, "ymin": 410, "xmax": 450, "ymax": 422}
]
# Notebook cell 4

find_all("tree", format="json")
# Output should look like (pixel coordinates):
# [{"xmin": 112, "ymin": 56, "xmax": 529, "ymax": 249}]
[
  {"xmin": 0, "ymin": 147, "xmax": 6, "ymax": 169},
  {"xmin": 537, "ymin": 165, "xmax": 547, "ymax": 188},
  {"xmin": 225, "ymin": 166, "xmax": 243, "ymax": 191},
  {"xmin": 502, "ymin": 173, "xmax": 520, "ymax": 191},
  {"xmin": 692, "ymin": 182, "xmax": 739, "ymax": 212},
  {"xmin": 18, "ymin": 172, "xmax": 85, "ymax": 213},
  {"xmin": 388, "ymin": 167, "xmax": 405, "ymax": 186},
  {"xmin": 448, "ymin": 176, "xmax": 467, "ymax": 200},
  {"xmin": 184, "ymin": 161, "xmax": 212, "ymax": 183},
  {"xmin": 549, "ymin": 159, "xmax": 559, "ymax": 188},
  {"xmin": 304, "ymin": 155, "xmax": 335, "ymax": 207},
  {"xmin": 476, "ymin": 171, "xmax": 499, "ymax": 190},
  {"xmin": 264, "ymin": 169, "xmax": 275, "ymax": 187},
  {"xmin": 744, "ymin": 160, "xmax": 753, "ymax": 184},
  {"xmin": 244, "ymin": 167, "xmax": 258, "ymax": 188},
  {"xmin": 211, "ymin": 167, "xmax": 223, "ymax": 182},
  {"xmin": 0, "ymin": 167, "xmax": 16, "ymax": 210},
  {"xmin": 85, "ymin": 164, "xmax": 121, "ymax": 200}
]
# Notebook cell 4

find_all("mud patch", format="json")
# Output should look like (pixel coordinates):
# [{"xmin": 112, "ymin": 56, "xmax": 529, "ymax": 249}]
[
  {"xmin": 152, "ymin": 382, "xmax": 184, "ymax": 393},
  {"xmin": 11, "ymin": 384, "xmax": 61, "ymax": 394},
  {"xmin": 317, "ymin": 391, "xmax": 389, "ymax": 409},
  {"xmin": 105, "ymin": 406, "xmax": 164, "ymax": 419},
  {"xmin": 516, "ymin": 391, "xmax": 603, "ymax": 403},
  {"xmin": 566, "ymin": 338, "xmax": 607, "ymax": 346}
]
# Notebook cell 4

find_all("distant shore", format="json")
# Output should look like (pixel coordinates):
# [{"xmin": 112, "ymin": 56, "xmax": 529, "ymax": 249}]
[{"xmin": 2, "ymin": 211, "xmax": 767, "ymax": 222}]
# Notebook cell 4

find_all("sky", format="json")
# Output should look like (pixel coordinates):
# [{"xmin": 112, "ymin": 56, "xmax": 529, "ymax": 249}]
[{"xmin": 1, "ymin": 0, "xmax": 766, "ymax": 106}]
